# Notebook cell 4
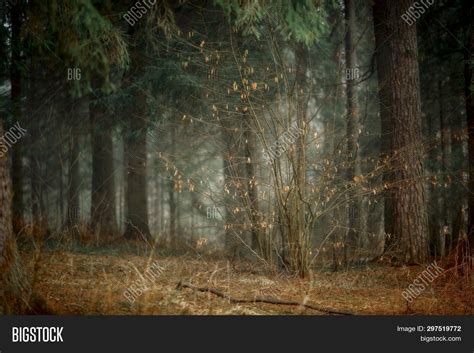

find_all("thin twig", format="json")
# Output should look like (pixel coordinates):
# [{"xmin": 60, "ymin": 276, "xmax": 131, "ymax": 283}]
[{"xmin": 176, "ymin": 281, "xmax": 355, "ymax": 315}]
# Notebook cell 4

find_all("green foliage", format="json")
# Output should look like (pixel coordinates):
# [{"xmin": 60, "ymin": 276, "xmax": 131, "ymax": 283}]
[
  {"xmin": 214, "ymin": 0, "xmax": 327, "ymax": 45},
  {"xmin": 23, "ymin": 0, "xmax": 129, "ymax": 94}
]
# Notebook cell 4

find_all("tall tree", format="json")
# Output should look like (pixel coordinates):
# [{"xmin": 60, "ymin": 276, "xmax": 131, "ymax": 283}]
[
  {"xmin": 65, "ymin": 97, "xmax": 82, "ymax": 229},
  {"xmin": 0, "ymin": 122, "xmax": 30, "ymax": 313},
  {"xmin": 123, "ymin": 32, "xmax": 151, "ymax": 240},
  {"xmin": 28, "ymin": 67, "xmax": 50, "ymax": 236},
  {"xmin": 10, "ymin": 0, "xmax": 24, "ymax": 235},
  {"xmin": 293, "ymin": 43, "xmax": 310, "ymax": 275},
  {"xmin": 373, "ymin": 1, "xmax": 394, "ymax": 248},
  {"xmin": 465, "ymin": 1, "xmax": 474, "ymax": 262},
  {"xmin": 90, "ymin": 94, "xmax": 117, "ymax": 235},
  {"xmin": 168, "ymin": 128, "xmax": 177, "ymax": 246},
  {"xmin": 426, "ymin": 103, "xmax": 441, "ymax": 257},
  {"xmin": 343, "ymin": 0, "xmax": 361, "ymax": 257},
  {"xmin": 449, "ymin": 76, "xmax": 466, "ymax": 248},
  {"xmin": 373, "ymin": 0, "xmax": 429, "ymax": 263},
  {"xmin": 438, "ymin": 78, "xmax": 449, "ymax": 255}
]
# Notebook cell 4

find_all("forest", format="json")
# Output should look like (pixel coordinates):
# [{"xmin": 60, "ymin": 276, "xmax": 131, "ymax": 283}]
[{"xmin": 0, "ymin": 0, "xmax": 472, "ymax": 315}]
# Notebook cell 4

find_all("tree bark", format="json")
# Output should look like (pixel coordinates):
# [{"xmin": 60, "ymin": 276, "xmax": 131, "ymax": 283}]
[
  {"xmin": 438, "ymin": 79, "xmax": 450, "ymax": 255},
  {"xmin": 449, "ymin": 77, "xmax": 465, "ymax": 247},
  {"xmin": 168, "ymin": 129, "xmax": 177, "ymax": 247},
  {"xmin": 124, "ymin": 102, "xmax": 151, "ymax": 240},
  {"xmin": 0, "ymin": 123, "xmax": 30, "ymax": 314},
  {"xmin": 344, "ymin": 0, "xmax": 361, "ymax": 258},
  {"xmin": 160, "ymin": 173, "xmax": 164, "ymax": 235},
  {"xmin": 373, "ymin": 0, "xmax": 429, "ymax": 263},
  {"xmin": 426, "ymin": 107, "xmax": 441, "ymax": 257},
  {"xmin": 90, "ymin": 96, "xmax": 117, "ymax": 235},
  {"xmin": 28, "ymin": 70, "xmax": 49, "ymax": 237},
  {"xmin": 66, "ymin": 126, "xmax": 80, "ymax": 228},
  {"xmin": 373, "ymin": 1, "xmax": 394, "ymax": 250},
  {"xmin": 465, "ymin": 1, "xmax": 474, "ymax": 262},
  {"xmin": 292, "ymin": 43, "xmax": 310, "ymax": 276},
  {"xmin": 123, "ymin": 24, "xmax": 151, "ymax": 241},
  {"xmin": 10, "ymin": 0, "xmax": 24, "ymax": 235}
]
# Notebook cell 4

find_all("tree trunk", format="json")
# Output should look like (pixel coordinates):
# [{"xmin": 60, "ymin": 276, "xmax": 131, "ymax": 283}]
[
  {"xmin": 90, "ymin": 96, "xmax": 116, "ymax": 235},
  {"xmin": 10, "ymin": 0, "xmax": 24, "ymax": 235},
  {"xmin": 426, "ymin": 106, "xmax": 441, "ymax": 257},
  {"xmin": 153, "ymin": 152, "xmax": 160, "ymax": 234},
  {"xmin": 176, "ymin": 186, "xmax": 181, "ymax": 242},
  {"xmin": 344, "ymin": 0, "xmax": 361, "ymax": 259},
  {"xmin": 66, "ymin": 127, "xmax": 80, "ymax": 228},
  {"xmin": 167, "ymin": 128, "xmax": 177, "ymax": 247},
  {"xmin": 292, "ymin": 43, "xmax": 310, "ymax": 276},
  {"xmin": 28, "ymin": 71, "xmax": 48, "ymax": 237},
  {"xmin": 373, "ymin": 2, "xmax": 394, "ymax": 251},
  {"xmin": 160, "ymin": 173, "xmax": 164, "ymax": 235},
  {"xmin": 124, "ymin": 98, "xmax": 151, "ymax": 240},
  {"xmin": 438, "ymin": 79, "xmax": 450, "ymax": 255},
  {"xmin": 449, "ymin": 78, "xmax": 465, "ymax": 247},
  {"xmin": 465, "ymin": 1, "xmax": 474, "ymax": 263},
  {"xmin": 123, "ymin": 25, "xmax": 151, "ymax": 241},
  {"xmin": 0, "ymin": 123, "xmax": 30, "ymax": 314},
  {"xmin": 373, "ymin": 0, "xmax": 429, "ymax": 263}
]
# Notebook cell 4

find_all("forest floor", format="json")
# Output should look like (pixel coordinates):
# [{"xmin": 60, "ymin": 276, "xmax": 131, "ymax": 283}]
[{"xmin": 22, "ymin": 243, "xmax": 473, "ymax": 315}]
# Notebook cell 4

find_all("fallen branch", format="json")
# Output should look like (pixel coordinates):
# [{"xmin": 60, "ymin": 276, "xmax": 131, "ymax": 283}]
[{"xmin": 176, "ymin": 281, "xmax": 355, "ymax": 315}]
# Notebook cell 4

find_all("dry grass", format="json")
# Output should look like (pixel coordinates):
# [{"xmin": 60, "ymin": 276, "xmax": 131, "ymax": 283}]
[{"xmin": 21, "ymin": 245, "xmax": 473, "ymax": 315}]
